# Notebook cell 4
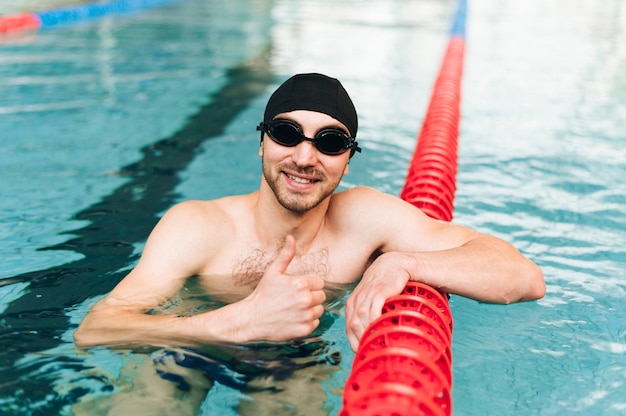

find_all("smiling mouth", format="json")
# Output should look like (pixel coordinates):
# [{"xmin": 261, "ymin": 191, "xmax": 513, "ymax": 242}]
[{"xmin": 285, "ymin": 172, "xmax": 318, "ymax": 184}]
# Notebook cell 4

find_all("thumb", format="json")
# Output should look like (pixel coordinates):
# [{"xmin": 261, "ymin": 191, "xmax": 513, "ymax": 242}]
[{"xmin": 268, "ymin": 235, "xmax": 297, "ymax": 275}]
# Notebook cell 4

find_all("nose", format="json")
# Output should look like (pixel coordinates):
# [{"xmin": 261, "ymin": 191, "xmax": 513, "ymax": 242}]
[{"xmin": 291, "ymin": 139, "xmax": 318, "ymax": 166}]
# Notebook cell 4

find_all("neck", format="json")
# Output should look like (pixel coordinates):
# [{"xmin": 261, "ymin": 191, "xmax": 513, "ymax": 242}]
[{"xmin": 253, "ymin": 184, "xmax": 331, "ymax": 249}]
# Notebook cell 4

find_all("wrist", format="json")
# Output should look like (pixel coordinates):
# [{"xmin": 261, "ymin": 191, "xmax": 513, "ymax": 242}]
[
  {"xmin": 199, "ymin": 299, "xmax": 258, "ymax": 344},
  {"xmin": 395, "ymin": 251, "xmax": 429, "ymax": 285}
]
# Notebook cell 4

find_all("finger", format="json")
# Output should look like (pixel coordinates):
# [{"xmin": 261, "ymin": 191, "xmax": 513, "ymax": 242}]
[
  {"xmin": 306, "ymin": 275, "xmax": 325, "ymax": 291},
  {"xmin": 368, "ymin": 293, "xmax": 387, "ymax": 325},
  {"xmin": 344, "ymin": 291, "xmax": 355, "ymax": 317},
  {"xmin": 311, "ymin": 318, "xmax": 321, "ymax": 332},
  {"xmin": 310, "ymin": 289, "xmax": 326, "ymax": 307},
  {"xmin": 346, "ymin": 325, "xmax": 360, "ymax": 352},
  {"xmin": 344, "ymin": 293, "xmax": 359, "ymax": 330},
  {"xmin": 311, "ymin": 304, "xmax": 325, "ymax": 319},
  {"xmin": 268, "ymin": 235, "xmax": 297, "ymax": 274},
  {"xmin": 346, "ymin": 309, "xmax": 366, "ymax": 345},
  {"xmin": 345, "ymin": 293, "xmax": 366, "ymax": 351}
]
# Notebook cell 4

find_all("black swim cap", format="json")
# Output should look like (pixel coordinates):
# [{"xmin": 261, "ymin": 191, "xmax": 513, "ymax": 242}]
[{"xmin": 263, "ymin": 73, "xmax": 358, "ymax": 137}]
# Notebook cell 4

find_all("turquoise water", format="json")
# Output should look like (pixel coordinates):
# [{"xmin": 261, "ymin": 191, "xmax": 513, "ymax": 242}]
[{"xmin": 1, "ymin": 0, "xmax": 625, "ymax": 414}]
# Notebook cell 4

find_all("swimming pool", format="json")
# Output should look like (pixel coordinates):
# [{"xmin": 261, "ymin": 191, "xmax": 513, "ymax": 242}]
[{"xmin": 1, "ymin": 0, "xmax": 625, "ymax": 414}]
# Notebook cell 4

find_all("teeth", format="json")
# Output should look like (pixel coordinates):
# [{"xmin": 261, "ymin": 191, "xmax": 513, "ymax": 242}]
[{"xmin": 287, "ymin": 173, "xmax": 314, "ymax": 184}]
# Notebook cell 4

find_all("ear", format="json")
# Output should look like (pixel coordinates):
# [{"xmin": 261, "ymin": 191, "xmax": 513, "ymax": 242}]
[
  {"xmin": 258, "ymin": 140, "xmax": 264, "ymax": 157},
  {"xmin": 343, "ymin": 162, "xmax": 349, "ymax": 175}
]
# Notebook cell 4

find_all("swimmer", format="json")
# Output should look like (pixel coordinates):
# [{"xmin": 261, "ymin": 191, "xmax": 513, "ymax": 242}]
[{"xmin": 73, "ymin": 73, "xmax": 545, "ymax": 414}]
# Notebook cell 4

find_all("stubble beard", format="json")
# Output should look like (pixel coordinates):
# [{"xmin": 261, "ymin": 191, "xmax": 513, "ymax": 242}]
[{"xmin": 262, "ymin": 160, "xmax": 342, "ymax": 214}]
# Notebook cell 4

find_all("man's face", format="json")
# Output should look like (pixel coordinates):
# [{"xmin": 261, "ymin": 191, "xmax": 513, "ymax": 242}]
[{"xmin": 260, "ymin": 110, "xmax": 351, "ymax": 214}]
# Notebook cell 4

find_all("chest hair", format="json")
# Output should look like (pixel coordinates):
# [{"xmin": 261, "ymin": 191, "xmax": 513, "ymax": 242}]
[{"xmin": 232, "ymin": 246, "xmax": 330, "ymax": 288}]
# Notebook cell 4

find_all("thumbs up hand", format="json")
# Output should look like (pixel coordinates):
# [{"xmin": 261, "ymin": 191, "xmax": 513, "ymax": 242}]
[{"xmin": 239, "ymin": 235, "xmax": 327, "ymax": 342}]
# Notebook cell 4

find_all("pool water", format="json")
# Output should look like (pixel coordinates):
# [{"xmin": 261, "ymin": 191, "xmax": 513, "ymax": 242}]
[{"xmin": 1, "ymin": 0, "xmax": 625, "ymax": 414}]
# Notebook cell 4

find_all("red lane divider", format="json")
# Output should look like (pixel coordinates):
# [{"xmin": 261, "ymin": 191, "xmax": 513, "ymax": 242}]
[
  {"xmin": 401, "ymin": 36, "xmax": 465, "ymax": 221},
  {"xmin": 341, "ymin": 34, "xmax": 465, "ymax": 416},
  {"xmin": 0, "ymin": 13, "xmax": 41, "ymax": 34}
]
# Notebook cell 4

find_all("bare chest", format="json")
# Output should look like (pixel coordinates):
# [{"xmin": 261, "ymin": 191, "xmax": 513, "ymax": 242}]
[{"xmin": 196, "ymin": 243, "xmax": 367, "ymax": 298}]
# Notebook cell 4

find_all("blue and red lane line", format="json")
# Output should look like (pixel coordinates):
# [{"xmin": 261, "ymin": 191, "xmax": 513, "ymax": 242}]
[
  {"xmin": 342, "ymin": 1, "xmax": 467, "ymax": 415},
  {"xmin": 0, "ymin": 0, "xmax": 178, "ymax": 34}
]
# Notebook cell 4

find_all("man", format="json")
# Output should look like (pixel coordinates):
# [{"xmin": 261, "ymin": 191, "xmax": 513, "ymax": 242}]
[{"xmin": 74, "ymin": 73, "xmax": 545, "ymax": 353}]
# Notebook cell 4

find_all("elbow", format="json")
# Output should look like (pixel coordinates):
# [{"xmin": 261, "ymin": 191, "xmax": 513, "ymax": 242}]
[
  {"xmin": 518, "ymin": 262, "xmax": 546, "ymax": 303},
  {"xmin": 73, "ymin": 319, "xmax": 103, "ymax": 349},
  {"xmin": 73, "ymin": 331, "xmax": 88, "ymax": 349},
  {"xmin": 73, "ymin": 325, "xmax": 94, "ymax": 349},
  {"xmin": 497, "ymin": 262, "xmax": 545, "ymax": 305},
  {"xmin": 528, "ymin": 266, "xmax": 546, "ymax": 300}
]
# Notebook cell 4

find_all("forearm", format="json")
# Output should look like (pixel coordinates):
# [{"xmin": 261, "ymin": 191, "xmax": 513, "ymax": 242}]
[
  {"xmin": 405, "ymin": 235, "xmax": 545, "ymax": 304},
  {"xmin": 73, "ymin": 300, "xmax": 250, "ymax": 349}
]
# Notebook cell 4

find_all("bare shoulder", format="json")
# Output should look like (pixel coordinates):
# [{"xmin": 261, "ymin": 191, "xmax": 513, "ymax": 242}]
[
  {"xmin": 124, "ymin": 195, "xmax": 254, "ymax": 282},
  {"xmin": 330, "ymin": 186, "xmax": 477, "ymax": 252},
  {"xmin": 160, "ymin": 195, "xmax": 250, "ymax": 233},
  {"xmin": 149, "ymin": 201, "xmax": 215, "ymax": 245},
  {"xmin": 149, "ymin": 196, "xmax": 250, "ymax": 254},
  {"xmin": 332, "ymin": 186, "xmax": 387, "ymax": 204},
  {"xmin": 331, "ymin": 186, "xmax": 423, "ymax": 217}
]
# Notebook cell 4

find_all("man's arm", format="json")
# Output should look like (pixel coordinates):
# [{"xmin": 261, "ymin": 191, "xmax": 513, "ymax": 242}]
[
  {"xmin": 74, "ymin": 201, "xmax": 232, "ymax": 348},
  {"xmin": 74, "ymin": 201, "xmax": 325, "ymax": 348},
  {"xmin": 342, "ymin": 188, "xmax": 545, "ymax": 350}
]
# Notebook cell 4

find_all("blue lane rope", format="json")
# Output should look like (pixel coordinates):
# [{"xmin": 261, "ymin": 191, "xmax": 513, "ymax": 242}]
[
  {"xmin": 36, "ymin": 0, "xmax": 179, "ymax": 28},
  {"xmin": 450, "ymin": 0, "xmax": 467, "ymax": 38},
  {"xmin": 0, "ymin": 0, "xmax": 180, "ymax": 33}
]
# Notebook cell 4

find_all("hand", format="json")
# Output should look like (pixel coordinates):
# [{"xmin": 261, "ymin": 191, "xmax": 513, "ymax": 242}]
[
  {"xmin": 241, "ymin": 235, "xmax": 326, "ymax": 342},
  {"xmin": 345, "ymin": 252, "xmax": 412, "ymax": 351}
]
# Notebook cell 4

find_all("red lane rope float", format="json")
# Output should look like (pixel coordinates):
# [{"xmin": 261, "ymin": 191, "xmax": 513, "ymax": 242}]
[
  {"xmin": 400, "ymin": 36, "xmax": 465, "ymax": 222},
  {"xmin": 0, "ymin": 13, "xmax": 41, "ymax": 34},
  {"xmin": 342, "ymin": 0, "xmax": 466, "ymax": 413}
]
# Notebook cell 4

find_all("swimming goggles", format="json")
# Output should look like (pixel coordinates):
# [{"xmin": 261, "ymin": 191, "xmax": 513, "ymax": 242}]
[{"xmin": 257, "ymin": 119, "xmax": 361, "ymax": 156}]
